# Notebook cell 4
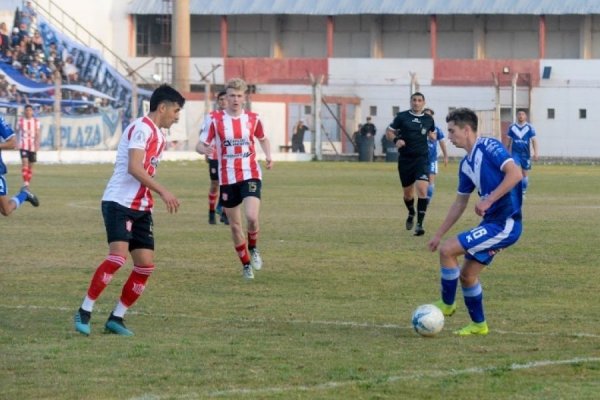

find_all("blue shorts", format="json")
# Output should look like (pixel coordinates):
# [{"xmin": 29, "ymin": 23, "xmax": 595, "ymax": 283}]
[
  {"xmin": 458, "ymin": 217, "xmax": 522, "ymax": 265},
  {"xmin": 513, "ymin": 154, "xmax": 532, "ymax": 170},
  {"xmin": 0, "ymin": 175, "xmax": 7, "ymax": 196},
  {"xmin": 429, "ymin": 160, "xmax": 438, "ymax": 175}
]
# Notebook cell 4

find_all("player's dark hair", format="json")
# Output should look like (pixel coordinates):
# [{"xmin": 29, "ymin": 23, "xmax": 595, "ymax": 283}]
[
  {"xmin": 446, "ymin": 108, "xmax": 478, "ymax": 132},
  {"xmin": 24, "ymin": 104, "xmax": 33, "ymax": 110},
  {"xmin": 424, "ymin": 108, "xmax": 434, "ymax": 115},
  {"xmin": 517, "ymin": 108, "xmax": 528, "ymax": 114},
  {"xmin": 217, "ymin": 91, "xmax": 226, "ymax": 98},
  {"xmin": 149, "ymin": 84, "xmax": 185, "ymax": 112},
  {"xmin": 411, "ymin": 92, "xmax": 425, "ymax": 101}
]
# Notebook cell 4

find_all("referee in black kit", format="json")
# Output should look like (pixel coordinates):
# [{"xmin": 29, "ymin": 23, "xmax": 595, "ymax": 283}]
[{"xmin": 386, "ymin": 92, "xmax": 436, "ymax": 236}]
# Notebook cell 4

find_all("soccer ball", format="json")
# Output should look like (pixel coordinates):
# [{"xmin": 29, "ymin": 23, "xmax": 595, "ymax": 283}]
[{"xmin": 411, "ymin": 304, "xmax": 444, "ymax": 337}]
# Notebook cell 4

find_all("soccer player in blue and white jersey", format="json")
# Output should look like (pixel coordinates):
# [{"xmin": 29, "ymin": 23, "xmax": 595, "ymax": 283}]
[
  {"xmin": 423, "ymin": 108, "xmax": 448, "ymax": 204},
  {"xmin": 0, "ymin": 114, "xmax": 39, "ymax": 216},
  {"xmin": 506, "ymin": 109, "xmax": 538, "ymax": 196},
  {"xmin": 427, "ymin": 108, "xmax": 523, "ymax": 336}
]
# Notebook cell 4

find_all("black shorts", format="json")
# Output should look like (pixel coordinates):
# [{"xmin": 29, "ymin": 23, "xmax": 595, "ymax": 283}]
[
  {"xmin": 208, "ymin": 159, "xmax": 219, "ymax": 181},
  {"xmin": 101, "ymin": 201, "xmax": 154, "ymax": 251},
  {"xmin": 220, "ymin": 179, "xmax": 262, "ymax": 208},
  {"xmin": 20, "ymin": 150, "xmax": 37, "ymax": 163},
  {"xmin": 397, "ymin": 154, "xmax": 430, "ymax": 188}
]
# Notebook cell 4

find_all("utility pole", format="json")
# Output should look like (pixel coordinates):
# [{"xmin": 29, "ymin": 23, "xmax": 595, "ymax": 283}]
[
  {"xmin": 310, "ymin": 73, "xmax": 324, "ymax": 161},
  {"xmin": 172, "ymin": 0, "xmax": 190, "ymax": 92}
]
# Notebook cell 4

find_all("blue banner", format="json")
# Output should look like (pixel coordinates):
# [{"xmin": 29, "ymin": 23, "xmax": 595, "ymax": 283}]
[
  {"xmin": 38, "ymin": 109, "xmax": 123, "ymax": 150},
  {"xmin": 36, "ymin": 14, "xmax": 152, "ymax": 118}
]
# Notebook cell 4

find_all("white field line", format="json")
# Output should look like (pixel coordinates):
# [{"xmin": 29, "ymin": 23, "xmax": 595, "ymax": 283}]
[
  {"xmin": 1, "ymin": 304, "xmax": 599, "ymax": 339},
  {"xmin": 2, "ymin": 304, "xmax": 598, "ymax": 398},
  {"xmin": 204, "ymin": 356, "xmax": 600, "ymax": 398},
  {"xmin": 126, "ymin": 356, "xmax": 600, "ymax": 399}
]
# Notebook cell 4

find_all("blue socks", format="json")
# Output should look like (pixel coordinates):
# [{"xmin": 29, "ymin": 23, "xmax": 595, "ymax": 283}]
[
  {"xmin": 11, "ymin": 190, "xmax": 28, "ymax": 208},
  {"xmin": 462, "ymin": 282, "xmax": 485, "ymax": 323},
  {"xmin": 440, "ymin": 266, "xmax": 459, "ymax": 305}
]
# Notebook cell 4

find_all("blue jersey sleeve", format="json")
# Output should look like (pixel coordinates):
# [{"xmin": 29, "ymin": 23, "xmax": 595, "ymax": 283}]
[
  {"xmin": 457, "ymin": 159, "xmax": 475, "ymax": 194},
  {"xmin": 435, "ymin": 126, "xmax": 445, "ymax": 141},
  {"xmin": 0, "ymin": 116, "xmax": 15, "ymax": 141}
]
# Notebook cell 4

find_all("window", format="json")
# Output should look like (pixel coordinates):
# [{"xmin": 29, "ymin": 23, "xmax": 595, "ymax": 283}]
[
  {"xmin": 304, "ymin": 105, "xmax": 312, "ymax": 114},
  {"xmin": 547, "ymin": 108, "xmax": 555, "ymax": 119},
  {"xmin": 369, "ymin": 106, "xmax": 377, "ymax": 117},
  {"xmin": 392, "ymin": 106, "xmax": 400, "ymax": 116},
  {"xmin": 135, "ymin": 15, "xmax": 171, "ymax": 57},
  {"xmin": 579, "ymin": 109, "xmax": 587, "ymax": 119}
]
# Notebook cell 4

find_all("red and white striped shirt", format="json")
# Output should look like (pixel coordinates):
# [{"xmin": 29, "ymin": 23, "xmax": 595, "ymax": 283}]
[
  {"xmin": 199, "ymin": 110, "xmax": 223, "ymax": 160},
  {"xmin": 18, "ymin": 116, "xmax": 40, "ymax": 151},
  {"xmin": 200, "ymin": 110, "xmax": 265, "ymax": 185},
  {"xmin": 102, "ymin": 116, "xmax": 166, "ymax": 211}
]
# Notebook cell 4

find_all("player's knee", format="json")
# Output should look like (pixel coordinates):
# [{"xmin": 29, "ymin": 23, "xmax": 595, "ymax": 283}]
[
  {"xmin": 459, "ymin": 274, "xmax": 478, "ymax": 287},
  {"xmin": 438, "ymin": 241, "xmax": 455, "ymax": 259}
]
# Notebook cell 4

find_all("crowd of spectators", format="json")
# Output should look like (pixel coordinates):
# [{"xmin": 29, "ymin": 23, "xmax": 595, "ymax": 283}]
[{"xmin": 0, "ymin": 1, "xmax": 101, "ymax": 114}]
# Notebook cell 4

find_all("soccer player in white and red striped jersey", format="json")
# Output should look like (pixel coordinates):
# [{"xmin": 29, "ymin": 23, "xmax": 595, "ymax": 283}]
[
  {"xmin": 18, "ymin": 104, "xmax": 40, "ymax": 187},
  {"xmin": 200, "ymin": 91, "xmax": 228, "ymax": 225},
  {"xmin": 74, "ymin": 84, "xmax": 185, "ymax": 336},
  {"xmin": 196, "ymin": 78, "xmax": 273, "ymax": 280}
]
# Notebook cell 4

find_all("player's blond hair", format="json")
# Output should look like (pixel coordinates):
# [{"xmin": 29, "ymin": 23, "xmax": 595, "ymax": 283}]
[{"xmin": 226, "ymin": 78, "xmax": 248, "ymax": 93}]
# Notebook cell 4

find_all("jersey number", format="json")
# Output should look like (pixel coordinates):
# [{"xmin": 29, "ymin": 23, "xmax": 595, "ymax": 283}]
[{"xmin": 466, "ymin": 227, "xmax": 488, "ymax": 243}]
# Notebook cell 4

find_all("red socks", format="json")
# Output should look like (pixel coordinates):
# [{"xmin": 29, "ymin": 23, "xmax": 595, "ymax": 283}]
[
  {"xmin": 87, "ymin": 254, "xmax": 126, "ymax": 300},
  {"xmin": 21, "ymin": 166, "xmax": 32, "ymax": 186},
  {"xmin": 235, "ymin": 243, "xmax": 251, "ymax": 265},
  {"xmin": 208, "ymin": 192, "xmax": 218, "ymax": 211},
  {"xmin": 120, "ymin": 265, "xmax": 155, "ymax": 307},
  {"xmin": 247, "ymin": 230, "xmax": 259, "ymax": 249}
]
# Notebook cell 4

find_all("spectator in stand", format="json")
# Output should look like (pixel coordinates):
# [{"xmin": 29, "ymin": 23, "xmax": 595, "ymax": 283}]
[
  {"xmin": 11, "ymin": 27, "xmax": 21, "ymax": 48},
  {"xmin": 45, "ymin": 42, "xmax": 57, "ymax": 64},
  {"xmin": 22, "ymin": 35, "xmax": 36, "ymax": 59},
  {"xmin": 19, "ymin": 1, "xmax": 37, "ymax": 31},
  {"xmin": 0, "ymin": 22, "xmax": 9, "ymax": 55},
  {"xmin": 17, "ymin": 22, "xmax": 29, "ymax": 42},
  {"xmin": 25, "ymin": 57, "xmax": 43, "ymax": 81},
  {"xmin": 1, "ymin": 48, "xmax": 13, "ymax": 65},
  {"xmin": 37, "ymin": 53, "xmax": 52, "ymax": 80},
  {"xmin": 62, "ymin": 55, "xmax": 78, "ymax": 83},
  {"xmin": 14, "ymin": 40, "xmax": 31, "ymax": 69},
  {"xmin": 31, "ymin": 30, "xmax": 44, "ymax": 53},
  {"xmin": 14, "ymin": 91, "xmax": 27, "ymax": 105},
  {"xmin": 7, "ymin": 84, "xmax": 18, "ymax": 102},
  {"xmin": 45, "ymin": 45, "xmax": 61, "ymax": 75}
]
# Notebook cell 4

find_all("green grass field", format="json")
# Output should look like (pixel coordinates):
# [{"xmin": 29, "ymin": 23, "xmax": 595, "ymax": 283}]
[{"xmin": 1, "ymin": 160, "xmax": 599, "ymax": 399}]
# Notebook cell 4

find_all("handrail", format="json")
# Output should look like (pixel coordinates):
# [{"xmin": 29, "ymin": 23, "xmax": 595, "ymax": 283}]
[{"xmin": 29, "ymin": 0, "xmax": 149, "ymax": 84}]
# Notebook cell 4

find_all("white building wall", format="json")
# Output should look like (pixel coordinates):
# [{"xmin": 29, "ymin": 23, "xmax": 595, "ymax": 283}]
[{"xmin": 531, "ymin": 87, "xmax": 599, "ymax": 158}]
